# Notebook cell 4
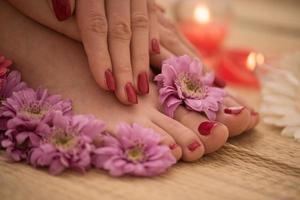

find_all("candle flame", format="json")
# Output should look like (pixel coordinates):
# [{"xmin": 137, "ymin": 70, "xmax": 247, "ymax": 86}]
[
  {"xmin": 247, "ymin": 52, "xmax": 264, "ymax": 71},
  {"xmin": 194, "ymin": 5, "xmax": 210, "ymax": 24}
]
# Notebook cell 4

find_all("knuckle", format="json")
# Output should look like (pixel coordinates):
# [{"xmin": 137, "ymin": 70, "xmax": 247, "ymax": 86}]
[
  {"xmin": 131, "ymin": 14, "xmax": 149, "ymax": 30},
  {"xmin": 86, "ymin": 13, "xmax": 108, "ymax": 35},
  {"xmin": 116, "ymin": 65, "xmax": 132, "ymax": 75},
  {"xmin": 109, "ymin": 21, "xmax": 132, "ymax": 40}
]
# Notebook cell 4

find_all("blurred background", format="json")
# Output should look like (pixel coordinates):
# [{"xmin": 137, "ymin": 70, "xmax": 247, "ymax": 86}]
[
  {"xmin": 156, "ymin": 0, "xmax": 300, "ymax": 54},
  {"xmin": 156, "ymin": 0, "xmax": 300, "ymax": 142}
]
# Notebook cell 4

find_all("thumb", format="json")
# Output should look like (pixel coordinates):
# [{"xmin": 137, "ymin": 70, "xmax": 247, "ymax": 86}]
[{"xmin": 48, "ymin": 0, "xmax": 75, "ymax": 21}]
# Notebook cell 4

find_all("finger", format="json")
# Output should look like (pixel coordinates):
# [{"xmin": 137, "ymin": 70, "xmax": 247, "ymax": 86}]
[
  {"xmin": 150, "ymin": 46, "xmax": 174, "ymax": 69},
  {"xmin": 159, "ymin": 22, "xmax": 196, "ymax": 58},
  {"xmin": 48, "ymin": 0, "xmax": 75, "ymax": 21},
  {"xmin": 148, "ymin": 0, "xmax": 160, "ymax": 54},
  {"xmin": 157, "ymin": 12, "xmax": 200, "ymax": 58},
  {"xmin": 107, "ymin": 0, "xmax": 137, "ymax": 104},
  {"xmin": 131, "ymin": 0, "xmax": 150, "ymax": 95},
  {"xmin": 77, "ymin": 0, "xmax": 115, "ymax": 91},
  {"xmin": 175, "ymin": 27, "xmax": 201, "ymax": 57}
]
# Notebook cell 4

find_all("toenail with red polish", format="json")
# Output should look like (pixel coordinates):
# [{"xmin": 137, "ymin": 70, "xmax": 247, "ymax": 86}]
[
  {"xmin": 213, "ymin": 77, "xmax": 226, "ymax": 88},
  {"xmin": 51, "ymin": 0, "xmax": 71, "ymax": 21},
  {"xmin": 224, "ymin": 106, "xmax": 245, "ymax": 115},
  {"xmin": 138, "ymin": 72, "xmax": 149, "ymax": 95},
  {"xmin": 169, "ymin": 143, "xmax": 178, "ymax": 150},
  {"xmin": 251, "ymin": 110, "xmax": 259, "ymax": 115},
  {"xmin": 105, "ymin": 69, "xmax": 116, "ymax": 91},
  {"xmin": 187, "ymin": 141, "xmax": 201, "ymax": 152},
  {"xmin": 198, "ymin": 121, "xmax": 217, "ymax": 136},
  {"xmin": 125, "ymin": 82, "xmax": 138, "ymax": 104}
]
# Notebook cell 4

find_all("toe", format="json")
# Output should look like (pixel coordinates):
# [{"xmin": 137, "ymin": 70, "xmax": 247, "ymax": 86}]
[
  {"xmin": 151, "ymin": 113, "xmax": 205, "ymax": 162},
  {"xmin": 228, "ymin": 94, "xmax": 260, "ymax": 131},
  {"xmin": 217, "ymin": 97, "xmax": 252, "ymax": 137},
  {"xmin": 247, "ymin": 110, "xmax": 260, "ymax": 130},
  {"xmin": 141, "ymin": 121, "xmax": 182, "ymax": 161},
  {"xmin": 174, "ymin": 106, "xmax": 229, "ymax": 154}
]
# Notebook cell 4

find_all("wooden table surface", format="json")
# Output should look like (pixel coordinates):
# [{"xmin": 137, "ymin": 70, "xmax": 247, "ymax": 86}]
[{"xmin": 1, "ymin": 0, "xmax": 300, "ymax": 199}]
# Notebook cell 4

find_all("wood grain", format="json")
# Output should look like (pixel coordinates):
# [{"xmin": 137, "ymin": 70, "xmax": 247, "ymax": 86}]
[{"xmin": 0, "ymin": 0, "xmax": 300, "ymax": 200}]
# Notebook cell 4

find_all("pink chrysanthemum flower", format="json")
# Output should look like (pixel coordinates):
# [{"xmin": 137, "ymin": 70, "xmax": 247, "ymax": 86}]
[
  {"xmin": 0, "ymin": 71, "xmax": 27, "ymax": 100},
  {"xmin": 30, "ymin": 112, "xmax": 106, "ymax": 175},
  {"xmin": 0, "ymin": 71, "xmax": 28, "ymax": 131},
  {"xmin": 0, "ymin": 88, "xmax": 72, "ymax": 125},
  {"xmin": 92, "ymin": 123, "xmax": 176, "ymax": 177},
  {"xmin": 0, "ymin": 88, "xmax": 72, "ymax": 152},
  {"xmin": 0, "ymin": 54, "xmax": 12, "ymax": 78},
  {"xmin": 1, "ymin": 118, "xmax": 50, "ymax": 161},
  {"xmin": 155, "ymin": 55, "xmax": 226, "ymax": 120}
]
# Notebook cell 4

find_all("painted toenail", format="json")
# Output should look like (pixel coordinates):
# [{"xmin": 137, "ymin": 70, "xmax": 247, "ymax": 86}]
[
  {"xmin": 251, "ymin": 110, "xmax": 259, "ymax": 115},
  {"xmin": 198, "ymin": 121, "xmax": 217, "ymax": 136},
  {"xmin": 213, "ymin": 77, "xmax": 226, "ymax": 88},
  {"xmin": 169, "ymin": 143, "xmax": 178, "ymax": 150},
  {"xmin": 138, "ymin": 72, "xmax": 149, "ymax": 95},
  {"xmin": 105, "ymin": 69, "xmax": 116, "ymax": 91},
  {"xmin": 125, "ymin": 82, "xmax": 138, "ymax": 104},
  {"xmin": 187, "ymin": 141, "xmax": 201, "ymax": 152},
  {"xmin": 224, "ymin": 106, "xmax": 245, "ymax": 115}
]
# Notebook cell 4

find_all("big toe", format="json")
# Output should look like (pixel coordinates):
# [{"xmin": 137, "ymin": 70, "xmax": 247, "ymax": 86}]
[
  {"xmin": 216, "ymin": 97, "xmax": 252, "ymax": 137},
  {"xmin": 174, "ymin": 106, "xmax": 229, "ymax": 154}
]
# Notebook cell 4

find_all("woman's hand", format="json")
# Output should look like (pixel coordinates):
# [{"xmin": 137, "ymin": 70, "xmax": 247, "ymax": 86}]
[
  {"xmin": 8, "ymin": 0, "xmax": 161, "ymax": 104},
  {"xmin": 75, "ymin": 0, "xmax": 160, "ymax": 104},
  {"xmin": 6, "ymin": 0, "xmax": 201, "ymax": 94}
]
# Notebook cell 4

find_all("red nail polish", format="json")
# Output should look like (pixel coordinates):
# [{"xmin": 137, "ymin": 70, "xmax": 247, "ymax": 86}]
[
  {"xmin": 105, "ymin": 69, "xmax": 116, "ymax": 91},
  {"xmin": 138, "ymin": 72, "xmax": 149, "ymax": 95},
  {"xmin": 125, "ymin": 83, "xmax": 138, "ymax": 104},
  {"xmin": 151, "ymin": 39, "xmax": 160, "ymax": 54},
  {"xmin": 169, "ymin": 143, "xmax": 177, "ymax": 150},
  {"xmin": 213, "ymin": 77, "xmax": 226, "ymax": 88},
  {"xmin": 251, "ymin": 110, "xmax": 259, "ymax": 116},
  {"xmin": 187, "ymin": 141, "xmax": 201, "ymax": 152},
  {"xmin": 0, "ymin": 56, "xmax": 5, "ymax": 62},
  {"xmin": 52, "ymin": 0, "xmax": 71, "ymax": 21},
  {"xmin": 224, "ymin": 106, "xmax": 245, "ymax": 115},
  {"xmin": 198, "ymin": 121, "xmax": 217, "ymax": 136}
]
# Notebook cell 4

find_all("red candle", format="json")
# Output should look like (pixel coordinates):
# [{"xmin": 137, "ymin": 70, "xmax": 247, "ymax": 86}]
[
  {"xmin": 180, "ymin": 5, "xmax": 228, "ymax": 56},
  {"xmin": 215, "ymin": 49, "xmax": 261, "ymax": 88}
]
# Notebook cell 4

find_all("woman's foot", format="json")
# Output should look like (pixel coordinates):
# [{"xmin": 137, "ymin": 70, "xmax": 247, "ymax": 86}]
[{"xmin": 0, "ymin": 1, "xmax": 258, "ymax": 162}]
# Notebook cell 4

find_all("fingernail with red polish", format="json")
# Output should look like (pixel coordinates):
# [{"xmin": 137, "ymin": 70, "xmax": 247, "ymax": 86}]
[
  {"xmin": 213, "ymin": 77, "xmax": 226, "ymax": 88},
  {"xmin": 187, "ymin": 141, "xmax": 201, "ymax": 152},
  {"xmin": 224, "ymin": 106, "xmax": 245, "ymax": 115},
  {"xmin": 169, "ymin": 143, "xmax": 178, "ymax": 150},
  {"xmin": 198, "ymin": 121, "xmax": 217, "ymax": 136},
  {"xmin": 105, "ymin": 69, "xmax": 116, "ymax": 91},
  {"xmin": 52, "ymin": 0, "xmax": 71, "ymax": 21},
  {"xmin": 138, "ymin": 72, "xmax": 149, "ymax": 95},
  {"xmin": 151, "ymin": 39, "xmax": 160, "ymax": 54},
  {"xmin": 125, "ymin": 83, "xmax": 138, "ymax": 104}
]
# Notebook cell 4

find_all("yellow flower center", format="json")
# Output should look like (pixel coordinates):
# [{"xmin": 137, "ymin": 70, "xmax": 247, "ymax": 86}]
[
  {"xmin": 179, "ymin": 74, "xmax": 204, "ymax": 98},
  {"xmin": 50, "ymin": 129, "xmax": 77, "ymax": 150},
  {"xmin": 126, "ymin": 146, "xmax": 144, "ymax": 162},
  {"xmin": 21, "ymin": 102, "xmax": 48, "ymax": 119}
]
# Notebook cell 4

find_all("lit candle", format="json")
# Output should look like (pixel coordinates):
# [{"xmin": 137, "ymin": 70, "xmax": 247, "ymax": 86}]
[
  {"xmin": 247, "ymin": 52, "xmax": 265, "ymax": 71},
  {"xmin": 180, "ymin": 5, "xmax": 228, "ymax": 56},
  {"xmin": 215, "ymin": 49, "xmax": 263, "ymax": 88}
]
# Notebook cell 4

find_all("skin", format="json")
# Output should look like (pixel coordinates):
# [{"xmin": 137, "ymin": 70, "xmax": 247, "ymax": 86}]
[{"xmin": 0, "ymin": 1, "xmax": 259, "ymax": 162}]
